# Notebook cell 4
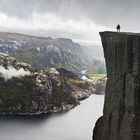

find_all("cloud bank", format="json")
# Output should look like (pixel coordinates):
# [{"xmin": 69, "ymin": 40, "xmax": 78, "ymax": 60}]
[
  {"xmin": 0, "ymin": 0, "xmax": 139, "ymax": 45},
  {"xmin": 0, "ymin": 12, "xmax": 111, "ymax": 45},
  {"xmin": 0, "ymin": 66, "xmax": 30, "ymax": 80}
]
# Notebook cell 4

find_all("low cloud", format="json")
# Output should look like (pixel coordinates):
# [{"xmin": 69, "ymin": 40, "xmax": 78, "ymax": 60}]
[
  {"xmin": 0, "ymin": 12, "xmax": 111, "ymax": 45},
  {"xmin": 0, "ymin": 0, "xmax": 139, "ymax": 45},
  {"xmin": 0, "ymin": 66, "xmax": 30, "ymax": 80}
]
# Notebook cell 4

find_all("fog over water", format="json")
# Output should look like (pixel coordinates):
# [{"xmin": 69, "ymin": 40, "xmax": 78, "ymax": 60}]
[{"xmin": 0, "ymin": 94, "xmax": 104, "ymax": 140}]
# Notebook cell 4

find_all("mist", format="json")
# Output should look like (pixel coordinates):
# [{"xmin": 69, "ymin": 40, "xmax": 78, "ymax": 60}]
[
  {"xmin": 0, "ymin": 0, "xmax": 139, "ymax": 46},
  {"xmin": 0, "ymin": 66, "xmax": 30, "ymax": 80}
]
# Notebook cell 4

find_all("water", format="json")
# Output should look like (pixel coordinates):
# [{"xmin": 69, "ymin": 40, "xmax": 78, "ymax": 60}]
[{"xmin": 0, "ymin": 94, "xmax": 104, "ymax": 140}]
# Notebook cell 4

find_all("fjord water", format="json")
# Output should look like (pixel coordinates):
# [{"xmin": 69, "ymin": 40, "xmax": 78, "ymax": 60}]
[{"xmin": 0, "ymin": 94, "xmax": 104, "ymax": 140}]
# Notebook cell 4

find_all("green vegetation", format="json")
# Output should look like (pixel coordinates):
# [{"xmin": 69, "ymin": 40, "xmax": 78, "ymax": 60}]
[
  {"xmin": 0, "ymin": 76, "xmax": 35, "ymax": 113},
  {"xmin": 64, "ymin": 76, "xmax": 94, "ymax": 91},
  {"xmin": 88, "ymin": 74, "xmax": 106, "ymax": 79},
  {"xmin": 86, "ymin": 60, "xmax": 106, "ymax": 78}
]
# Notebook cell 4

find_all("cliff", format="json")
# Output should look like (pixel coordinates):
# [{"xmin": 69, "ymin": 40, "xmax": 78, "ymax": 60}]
[{"xmin": 93, "ymin": 31, "xmax": 140, "ymax": 140}]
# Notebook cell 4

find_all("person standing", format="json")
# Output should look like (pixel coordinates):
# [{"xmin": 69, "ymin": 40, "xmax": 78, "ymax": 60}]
[{"xmin": 116, "ymin": 24, "xmax": 121, "ymax": 32}]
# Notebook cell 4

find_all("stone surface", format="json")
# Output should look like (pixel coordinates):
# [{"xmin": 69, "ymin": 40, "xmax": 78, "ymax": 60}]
[{"xmin": 93, "ymin": 31, "xmax": 140, "ymax": 140}]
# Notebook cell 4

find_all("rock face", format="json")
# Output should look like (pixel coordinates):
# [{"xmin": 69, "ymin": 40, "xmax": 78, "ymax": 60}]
[
  {"xmin": 0, "ymin": 53, "xmax": 94, "ymax": 115},
  {"xmin": 93, "ymin": 31, "xmax": 140, "ymax": 140}
]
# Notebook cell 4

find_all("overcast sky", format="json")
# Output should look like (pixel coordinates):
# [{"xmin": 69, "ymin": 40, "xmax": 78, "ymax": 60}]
[{"xmin": 0, "ymin": 0, "xmax": 139, "ymax": 45}]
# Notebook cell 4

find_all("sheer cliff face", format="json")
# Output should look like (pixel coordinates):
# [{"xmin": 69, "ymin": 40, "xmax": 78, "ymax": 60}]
[{"xmin": 93, "ymin": 31, "xmax": 140, "ymax": 140}]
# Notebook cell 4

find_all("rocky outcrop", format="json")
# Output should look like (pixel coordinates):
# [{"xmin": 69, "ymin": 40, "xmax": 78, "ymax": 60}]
[
  {"xmin": 93, "ymin": 31, "xmax": 140, "ymax": 140},
  {"xmin": 0, "ymin": 53, "xmax": 94, "ymax": 115},
  {"xmin": 95, "ymin": 76, "xmax": 107, "ymax": 94}
]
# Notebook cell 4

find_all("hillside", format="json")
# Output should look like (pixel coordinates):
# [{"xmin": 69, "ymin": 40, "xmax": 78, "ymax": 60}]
[
  {"xmin": 0, "ymin": 53, "xmax": 94, "ymax": 115},
  {"xmin": 0, "ymin": 32, "xmax": 93, "ymax": 72}
]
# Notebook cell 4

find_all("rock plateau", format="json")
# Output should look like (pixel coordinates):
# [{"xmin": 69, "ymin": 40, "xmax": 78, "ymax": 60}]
[{"xmin": 93, "ymin": 31, "xmax": 140, "ymax": 140}]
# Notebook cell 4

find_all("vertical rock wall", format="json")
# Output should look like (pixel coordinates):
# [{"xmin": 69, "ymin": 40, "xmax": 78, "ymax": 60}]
[{"xmin": 93, "ymin": 31, "xmax": 140, "ymax": 140}]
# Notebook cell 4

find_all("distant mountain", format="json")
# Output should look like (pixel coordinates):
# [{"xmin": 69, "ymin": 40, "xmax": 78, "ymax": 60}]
[
  {"xmin": 81, "ymin": 45, "xmax": 104, "ymax": 62},
  {"xmin": 86, "ymin": 60, "xmax": 106, "ymax": 76},
  {"xmin": 0, "ymin": 32, "xmax": 94, "ymax": 72}
]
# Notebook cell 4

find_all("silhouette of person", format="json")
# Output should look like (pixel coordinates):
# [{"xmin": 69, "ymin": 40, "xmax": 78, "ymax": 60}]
[{"xmin": 116, "ymin": 24, "xmax": 121, "ymax": 32}]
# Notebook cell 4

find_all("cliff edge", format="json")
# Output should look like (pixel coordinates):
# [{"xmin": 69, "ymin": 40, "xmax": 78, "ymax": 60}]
[{"xmin": 93, "ymin": 31, "xmax": 140, "ymax": 140}]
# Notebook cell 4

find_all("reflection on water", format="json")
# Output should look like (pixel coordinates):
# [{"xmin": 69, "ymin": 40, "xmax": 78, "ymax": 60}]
[{"xmin": 0, "ymin": 94, "xmax": 104, "ymax": 140}]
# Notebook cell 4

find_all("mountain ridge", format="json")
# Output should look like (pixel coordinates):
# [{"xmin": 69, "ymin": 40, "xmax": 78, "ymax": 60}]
[
  {"xmin": 0, "ymin": 31, "xmax": 106, "ymax": 78},
  {"xmin": 0, "ymin": 31, "xmax": 92, "ymax": 72}
]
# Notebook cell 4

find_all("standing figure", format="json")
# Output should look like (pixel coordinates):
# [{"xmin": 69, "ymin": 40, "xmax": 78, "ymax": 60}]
[{"xmin": 116, "ymin": 24, "xmax": 121, "ymax": 32}]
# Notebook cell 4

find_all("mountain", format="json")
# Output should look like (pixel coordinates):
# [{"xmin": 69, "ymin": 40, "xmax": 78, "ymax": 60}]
[
  {"xmin": 0, "ymin": 32, "xmax": 93, "ymax": 72},
  {"xmin": 0, "ymin": 53, "xmax": 94, "ymax": 115}
]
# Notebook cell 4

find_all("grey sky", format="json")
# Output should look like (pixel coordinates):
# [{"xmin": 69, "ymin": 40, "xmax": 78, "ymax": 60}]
[{"xmin": 0, "ymin": 0, "xmax": 139, "ymax": 45}]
